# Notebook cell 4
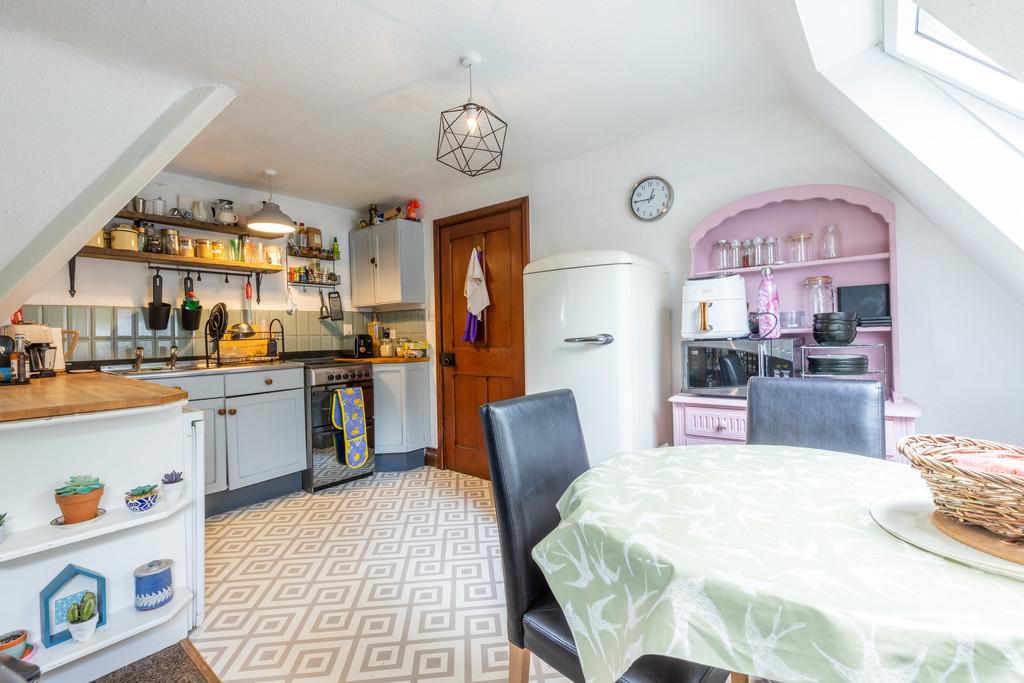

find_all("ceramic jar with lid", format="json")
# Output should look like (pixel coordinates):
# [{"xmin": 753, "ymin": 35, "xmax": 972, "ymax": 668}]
[{"xmin": 110, "ymin": 225, "xmax": 138, "ymax": 251}]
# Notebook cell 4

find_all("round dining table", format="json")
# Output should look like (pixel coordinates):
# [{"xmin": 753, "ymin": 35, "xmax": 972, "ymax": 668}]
[{"xmin": 531, "ymin": 444, "xmax": 1024, "ymax": 683}]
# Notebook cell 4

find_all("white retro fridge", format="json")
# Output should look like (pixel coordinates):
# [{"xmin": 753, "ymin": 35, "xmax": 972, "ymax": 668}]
[{"xmin": 523, "ymin": 250, "xmax": 670, "ymax": 464}]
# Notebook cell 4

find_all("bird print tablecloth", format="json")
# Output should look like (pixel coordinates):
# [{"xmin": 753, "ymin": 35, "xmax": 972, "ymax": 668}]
[{"xmin": 532, "ymin": 445, "xmax": 1024, "ymax": 683}]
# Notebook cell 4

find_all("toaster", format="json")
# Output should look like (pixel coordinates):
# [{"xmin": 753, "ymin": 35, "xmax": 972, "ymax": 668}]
[{"xmin": 339, "ymin": 334, "xmax": 374, "ymax": 358}]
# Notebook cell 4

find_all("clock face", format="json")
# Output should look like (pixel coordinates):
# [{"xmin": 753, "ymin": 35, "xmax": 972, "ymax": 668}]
[{"xmin": 630, "ymin": 176, "xmax": 673, "ymax": 221}]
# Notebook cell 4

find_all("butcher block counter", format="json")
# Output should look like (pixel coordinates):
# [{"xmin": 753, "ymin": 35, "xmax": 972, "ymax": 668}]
[
  {"xmin": 0, "ymin": 371, "xmax": 186, "ymax": 422},
  {"xmin": 334, "ymin": 357, "xmax": 429, "ymax": 364}
]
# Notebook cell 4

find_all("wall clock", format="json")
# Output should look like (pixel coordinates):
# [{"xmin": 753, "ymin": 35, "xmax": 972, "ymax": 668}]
[{"xmin": 629, "ymin": 176, "xmax": 673, "ymax": 222}]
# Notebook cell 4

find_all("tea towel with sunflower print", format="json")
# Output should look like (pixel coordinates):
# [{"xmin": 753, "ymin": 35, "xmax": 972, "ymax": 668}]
[{"xmin": 332, "ymin": 387, "xmax": 369, "ymax": 468}]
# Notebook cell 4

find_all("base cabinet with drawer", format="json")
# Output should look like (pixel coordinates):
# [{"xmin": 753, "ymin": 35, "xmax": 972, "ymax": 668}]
[
  {"xmin": 669, "ymin": 393, "xmax": 920, "ymax": 461},
  {"xmin": 144, "ymin": 367, "xmax": 306, "ymax": 493},
  {"xmin": 374, "ymin": 363, "xmax": 430, "ymax": 454}
]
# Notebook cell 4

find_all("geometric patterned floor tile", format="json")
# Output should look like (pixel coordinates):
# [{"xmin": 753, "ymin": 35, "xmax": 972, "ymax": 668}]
[{"xmin": 191, "ymin": 466, "xmax": 570, "ymax": 683}]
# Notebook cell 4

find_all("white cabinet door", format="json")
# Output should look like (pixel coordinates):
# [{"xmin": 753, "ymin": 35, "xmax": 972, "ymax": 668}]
[
  {"xmin": 226, "ymin": 389, "xmax": 306, "ymax": 488},
  {"xmin": 404, "ymin": 364, "xmax": 430, "ymax": 450},
  {"xmin": 349, "ymin": 228, "xmax": 376, "ymax": 307},
  {"xmin": 178, "ymin": 398, "xmax": 227, "ymax": 494},
  {"xmin": 374, "ymin": 366, "xmax": 405, "ymax": 453},
  {"xmin": 373, "ymin": 223, "xmax": 402, "ymax": 304}
]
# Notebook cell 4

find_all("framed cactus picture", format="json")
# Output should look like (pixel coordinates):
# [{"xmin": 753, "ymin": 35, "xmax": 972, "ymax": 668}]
[{"xmin": 39, "ymin": 564, "xmax": 107, "ymax": 647}]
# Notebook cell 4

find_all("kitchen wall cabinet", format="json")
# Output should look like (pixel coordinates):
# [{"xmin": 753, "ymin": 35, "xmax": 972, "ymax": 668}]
[
  {"xmin": 191, "ymin": 397, "xmax": 228, "ymax": 494},
  {"xmin": 349, "ymin": 220, "xmax": 425, "ymax": 309},
  {"xmin": 373, "ymin": 362, "xmax": 430, "ymax": 453},
  {"xmin": 225, "ymin": 388, "xmax": 305, "ymax": 489}
]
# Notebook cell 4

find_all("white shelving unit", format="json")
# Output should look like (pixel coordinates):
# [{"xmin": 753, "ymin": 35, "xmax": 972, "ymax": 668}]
[
  {"xmin": 33, "ymin": 588, "xmax": 194, "ymax": 673},
  {"xmin": 0, "ymin": 498, "xmax": 191, "ymax": 565}
]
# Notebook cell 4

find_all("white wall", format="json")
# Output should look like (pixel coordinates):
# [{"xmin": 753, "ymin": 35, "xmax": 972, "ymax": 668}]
[
  {"xmin": 27, "ymin": 171, "xmax": 360, "ymax": 313},
  {"xmin": 421, "ymin": 98, "xmax": 1024, "ymax": 445}
]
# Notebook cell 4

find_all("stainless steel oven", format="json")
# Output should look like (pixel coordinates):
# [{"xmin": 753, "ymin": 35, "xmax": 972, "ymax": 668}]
[
  {"xmin": 300, "ymin": 362, "xmax": 375, "ymax": 492},
  {"xmin": 682, "ymin": 338, "xmax": 802, "ymax": 398}
]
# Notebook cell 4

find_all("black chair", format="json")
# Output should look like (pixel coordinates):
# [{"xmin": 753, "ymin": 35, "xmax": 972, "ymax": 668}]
[
  {"xmin": 0, "ymin": 654, "xmax": 40, "ymax": 682},
  {"xmin": 746, "ymin": 377, "xmax": 886, "ymax": 458},
  {"xmin": 480, "ymin": 389, "xmax": 728, "ymax": 683}
]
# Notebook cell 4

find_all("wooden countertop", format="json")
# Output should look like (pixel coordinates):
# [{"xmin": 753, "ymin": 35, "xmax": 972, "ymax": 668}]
[
  {"xmin": 334, "ymin": 357, "xmax": 430, "ymax": 364},
  {"xmin": 0, "ymin": 372, "xmax": 187, "ymax": 423}
]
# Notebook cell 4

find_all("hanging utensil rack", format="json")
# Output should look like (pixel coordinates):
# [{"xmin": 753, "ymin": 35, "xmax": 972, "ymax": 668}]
[{"xmin": 204, "ymin": 317, "xmax": 285, "ymax": 367}]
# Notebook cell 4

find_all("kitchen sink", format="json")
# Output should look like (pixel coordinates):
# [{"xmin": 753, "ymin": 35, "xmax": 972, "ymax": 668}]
[{"xmin": 102, "ymin": 361, "xmax": 206, "ymax": 376}]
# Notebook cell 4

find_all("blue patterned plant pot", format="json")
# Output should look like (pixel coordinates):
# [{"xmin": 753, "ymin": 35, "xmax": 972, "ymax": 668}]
[{"xmin": 125, "ymin": 493, "xmax": 158, "ymax": 513}]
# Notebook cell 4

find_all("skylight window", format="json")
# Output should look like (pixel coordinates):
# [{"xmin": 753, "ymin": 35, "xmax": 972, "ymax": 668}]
[{"xmin": 884, "ymin": 0, "xmax": 1024, "ymax": 118}]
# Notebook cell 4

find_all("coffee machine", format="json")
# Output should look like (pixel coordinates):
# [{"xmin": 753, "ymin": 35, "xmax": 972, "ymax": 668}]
[{"xmin": 0, "ymin": 324, "xmax": 78, "ymax": 373}]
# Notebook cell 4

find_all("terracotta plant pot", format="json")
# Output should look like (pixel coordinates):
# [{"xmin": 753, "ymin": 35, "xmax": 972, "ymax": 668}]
[{"xmin": 54, "ymin": 487, "xmax": 104, "ymax": 524}]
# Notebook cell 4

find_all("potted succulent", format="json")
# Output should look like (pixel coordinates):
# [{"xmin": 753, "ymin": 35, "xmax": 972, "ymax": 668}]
[
  {"xmin": 66, "ymin": 591, "xmax": 99, "ymax": 643},
  {"xmin": 160, "ymin": 471, "xmax": 185, "ymax": 503},
  {"xmin": 54, "ymin": 476, "xmax": 105, "ymax": 524},
  {"xmin": 0, "ymin": 513, "xmax": 6, "ymax": 544},
  {"xmin": 0, "ymin": 629, "xmax": 28, "ymax": 659},
  {"xmin": 125, "ymin": 484, "xmax": 159, "ymax": 512}
]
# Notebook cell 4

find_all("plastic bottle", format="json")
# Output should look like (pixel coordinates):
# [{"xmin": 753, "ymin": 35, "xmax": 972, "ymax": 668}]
[
  {"xmin": 332, "ymin": 236, "xmax": 340, "ymax": 260},
  {"xmin": 757, "ymin": 267, "xmax": 781, "ymax": 339},
  {"xmin": 183, "ymin": 291, "xmax": 200, "ymax": 311}
]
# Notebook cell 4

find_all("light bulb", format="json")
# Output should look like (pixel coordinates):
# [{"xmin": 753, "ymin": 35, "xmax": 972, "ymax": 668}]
[{"xmin": 464, "ymin": 103, "xmax": 480, "ymax": 133}]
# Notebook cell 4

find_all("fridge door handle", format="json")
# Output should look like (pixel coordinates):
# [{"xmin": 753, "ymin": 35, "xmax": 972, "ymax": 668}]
[{"xmin": 564, "ymin": 333, "xmax": 615, "ymax": 345}]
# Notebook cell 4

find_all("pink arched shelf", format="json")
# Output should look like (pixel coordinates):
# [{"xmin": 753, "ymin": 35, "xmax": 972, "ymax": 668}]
[{"xmin": 689, "ymin": 184, "xmax": 908, "ymax": 403}]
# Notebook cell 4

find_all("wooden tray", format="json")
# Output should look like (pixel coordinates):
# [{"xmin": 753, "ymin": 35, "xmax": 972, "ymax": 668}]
[
  {"xmin": 931, "ymin": 510, "xmax": 1024, "ymax": 565},
  {"xmin": 870, "ymin": 491, "xmax": 1024, "ymax": 581}
]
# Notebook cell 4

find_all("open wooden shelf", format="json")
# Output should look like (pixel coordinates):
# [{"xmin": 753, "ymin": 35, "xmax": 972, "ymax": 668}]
[
  {"xmin": 77, "ymin": 246, "xmax": 283, "ymax": 274},
  {"xmin": 34, "ymin": 588, "xmax": 193, "ymax": 672},
  {"xmin": 693, "ymin": 251, "xmax": 890, "ymax": 277},
  {"xmin": 116, "ymin": 210, "xmax": 276, "ymax": 238},
  {"xmin": 0, "ymin": 497, "xmax": 192, "ymax": 565}
]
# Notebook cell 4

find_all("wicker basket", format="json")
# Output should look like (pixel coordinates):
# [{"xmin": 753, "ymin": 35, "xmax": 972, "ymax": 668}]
[{"xmin": 899, "ymin": 434, "xmax": 1024, "ymax": 540}]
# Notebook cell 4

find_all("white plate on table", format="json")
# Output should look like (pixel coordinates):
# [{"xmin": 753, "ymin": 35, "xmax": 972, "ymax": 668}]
[{"xmin": 870, "ymin": 492, "xmax": 1024, "ymax": 581}]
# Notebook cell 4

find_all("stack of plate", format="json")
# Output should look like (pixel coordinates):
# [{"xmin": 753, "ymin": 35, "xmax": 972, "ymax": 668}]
[{"xmin": 807, "ymin": 354, "xmax": 869, "ymax": 375}]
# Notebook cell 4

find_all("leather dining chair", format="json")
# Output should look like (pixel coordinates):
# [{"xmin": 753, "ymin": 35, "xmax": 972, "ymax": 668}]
[
  {"xmin": 746, "ymin": 377, "xmax": 886, "ymax": 458},
  {"xmin": 480, "ymin": 389, "xmax": 729, "ymax": 683}
]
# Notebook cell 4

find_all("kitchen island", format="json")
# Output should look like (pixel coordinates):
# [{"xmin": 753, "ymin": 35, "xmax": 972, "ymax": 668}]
[{"xmin": 0, "ymin": 373, "xmax": 202, "ymax": 682}]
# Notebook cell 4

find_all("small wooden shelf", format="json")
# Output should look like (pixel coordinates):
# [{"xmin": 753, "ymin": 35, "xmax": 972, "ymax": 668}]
[
  {"xmin": 116, "ymin": 210, "xmax": 270, "ymax": 238},
  {"xmin": 693, "ymin": 252, "xmax": 890, "ymax": 277},
  {"xmin": 0, "ymin": 497, "xmax": 191, "ymax": 564},
  {"xmin": 77, "ymin": 246, "xmax": 282, "ymax": 274},
  {"xmin": 34, "ymin": 587, "xmax": 193, "ymax": 672},
  {"xmin": 286, "ymin": 247, "xmax": 338, "ymax": 261}
]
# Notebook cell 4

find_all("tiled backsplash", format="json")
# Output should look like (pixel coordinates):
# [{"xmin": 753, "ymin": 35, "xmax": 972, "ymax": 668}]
[{"xmin": 19, "ymin": 305, "xmax": 428, "ymax": 363}]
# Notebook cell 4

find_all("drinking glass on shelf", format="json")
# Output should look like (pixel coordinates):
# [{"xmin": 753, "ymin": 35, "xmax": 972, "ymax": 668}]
[{"xmin": 822, "ymin": 224, "xmax": 842, "ymax": 259}]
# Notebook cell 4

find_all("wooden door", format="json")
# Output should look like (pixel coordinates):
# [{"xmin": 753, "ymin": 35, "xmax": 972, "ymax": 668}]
[
  {"xmin": 434, "ymin": 198, "xmax": 529, "ymax": 479},
  {"xmin": 349, "ymin": 228, "xmax": 375, "ymax": 307}
]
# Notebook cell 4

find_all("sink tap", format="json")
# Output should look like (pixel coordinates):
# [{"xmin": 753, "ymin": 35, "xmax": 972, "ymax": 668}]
[
  {"xmin": 133, "ymin": 346, "xmax": 144, "ymax": 373},
  {"xmin": 169, "ymin": 345, "xmax": 179, "ymax": 370}
]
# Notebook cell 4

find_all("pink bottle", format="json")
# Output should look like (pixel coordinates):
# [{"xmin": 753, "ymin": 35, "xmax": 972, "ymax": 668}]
[{"xmin": 757, "ymin": 267, "xmax": 780, "ymax": 339}]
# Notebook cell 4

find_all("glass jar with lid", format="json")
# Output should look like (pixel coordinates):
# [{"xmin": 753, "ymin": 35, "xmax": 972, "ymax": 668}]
[
  {"xmin": 752, "ymin": 236, "xmax": 765, "ymax": 266},
  {"xmin": 741, "ymin": 239, "xmax": 753, "ymax": 267},
  {"xmin": 765, "ymin": 235, "xmax": 778, "ymax": 265},
  {"xmin": 788, "ymin": 232, "xmax": 814, "ymax": 262},
  {"xmin": 713, "ymin": 239, "xmax": 731, "ymax": 270},
  {"xmin": 822, "ymin": 224, "xmax": 842, "ymax": 259},
  {"xmin": 730, "ymin": 240, "xmax": 741, "ymax": 269},
  {"xmin": 804, "ymin": 275, "xmax": 836, "ymax": 316},
  {"xmin": 161, "ymin": 228, "xmax": 180, "ymax": 256}
]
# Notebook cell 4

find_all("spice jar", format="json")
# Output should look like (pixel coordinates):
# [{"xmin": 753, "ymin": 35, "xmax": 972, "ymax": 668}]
[
  {"xmin": 179, "ymin": 236, "xmax": 195, "ymax": 258},
  {"xmin": 803, "ymin": 275, "xmax": 836, "ymax": 315},
  {"xmin": 752, "ymin": 236, "xmax": 765, "ymax": 266},
  {"xmin": 788, "ymin": 232, "xmax": 814, "ymax": 263},
  {"xmin": 765, "ymin": 235, "xmax": 778, "ymax": 265},
  {"xmin": 195, "ymin": 239, "xmax": 213, "ymax": 260},
  {"xmin": 741, "ymin": 239, "xmax": 753, "ymax": 267},
  {"xmin": 730, "ymin": 240, "xmax": 741, "ymax": 270},
  {"xmin": 161, "ymin": 228, "xmax": 180, "ymax": 256},
  {"xmin": 713, "ymin": 240, "xmax": 730, "ymax": 270}
]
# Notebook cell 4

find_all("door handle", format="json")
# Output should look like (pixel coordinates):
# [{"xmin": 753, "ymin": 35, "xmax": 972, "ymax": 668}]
[
  {"xmin": 217, "ymin": 408, "xmax": 226, "ymax": 416},
  {"xmin": 440, "ymin": 352, "xmax": 455, "ymax": 367},
  {"xmin": 564, "ymin": 334, "xmax": 614, "ymax": 345},
  {"xmin": 228, "ymin": 408, "xmax": 237, "ymax": 416}
]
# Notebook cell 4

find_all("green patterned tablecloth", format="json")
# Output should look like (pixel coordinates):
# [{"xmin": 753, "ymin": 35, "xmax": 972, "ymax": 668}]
[{"xmin": 532, "ymin": 445, "xmax": 1024, "ymax": 683}]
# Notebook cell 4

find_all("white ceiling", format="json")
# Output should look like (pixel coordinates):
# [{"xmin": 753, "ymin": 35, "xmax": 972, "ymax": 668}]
[{"xmin": 2, "ymin": 0, "xmax": 787, "ymax": 208}]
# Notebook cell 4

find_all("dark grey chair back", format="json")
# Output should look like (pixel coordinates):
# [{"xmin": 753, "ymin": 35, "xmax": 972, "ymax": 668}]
[
  {"xmin": 479, "ymin": 389, "xmax": 590, "ymax": 647},
  {"xmin": 746, "ymin": 377, "xmax": 885, "ymax": 458}
]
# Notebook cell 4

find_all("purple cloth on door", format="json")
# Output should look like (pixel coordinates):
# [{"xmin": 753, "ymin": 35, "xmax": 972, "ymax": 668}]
[{"xmin": 461, "ymin": 311, "xmax": 479, "ymax": 342}]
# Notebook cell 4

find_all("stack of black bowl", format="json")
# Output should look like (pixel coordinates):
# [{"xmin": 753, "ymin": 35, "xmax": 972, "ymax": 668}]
[{"xmin": 813, "ymin": 312, "xmax": 859, "ymax": 345}]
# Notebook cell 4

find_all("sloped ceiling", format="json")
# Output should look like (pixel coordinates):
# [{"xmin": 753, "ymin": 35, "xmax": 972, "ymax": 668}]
[{"xmin": 0, "ymin": 0, "xmax": 788, "ymax": 209}]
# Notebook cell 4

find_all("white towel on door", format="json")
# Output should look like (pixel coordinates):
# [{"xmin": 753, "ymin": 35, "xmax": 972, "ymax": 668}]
[{"xmin": 463, "ymin": 247, "xmax": 490, "ymax": 316}]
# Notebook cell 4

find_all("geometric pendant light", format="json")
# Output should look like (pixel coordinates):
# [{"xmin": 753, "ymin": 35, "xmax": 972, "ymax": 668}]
[
  {"xmin": 437, "ymin": 55, "xmax": 508, "ymax": 177},
  {"xmin": 247, "ymin": 169, "xmax": 296, "ymax": 234}
]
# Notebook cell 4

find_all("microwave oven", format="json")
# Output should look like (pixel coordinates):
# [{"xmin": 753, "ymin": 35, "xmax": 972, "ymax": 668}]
[{"xmin": 682, "ymin": 338, "xmax": 803, "ymax": 398}]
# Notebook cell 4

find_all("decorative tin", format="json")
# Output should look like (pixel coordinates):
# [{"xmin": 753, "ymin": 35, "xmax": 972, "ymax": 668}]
[{"xmin": 133, "ymin": 559, "xmax": 174, "ymax": 611}]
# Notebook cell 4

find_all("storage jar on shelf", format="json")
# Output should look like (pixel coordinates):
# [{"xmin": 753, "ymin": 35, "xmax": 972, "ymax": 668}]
[
  {"xmin": 822, "ymin": 224, "xmax": 842, "ymax": 259},
  {"xmin": 804, "ymin": 275, "xmax": 836, "ymax": 316},
  {"xmin": 713, "ymin": 239, "xmax": 731, "ymax": 270},
  {"xmin": 788, "ymin": 232, "xmax": 814, "ymax": 262}
]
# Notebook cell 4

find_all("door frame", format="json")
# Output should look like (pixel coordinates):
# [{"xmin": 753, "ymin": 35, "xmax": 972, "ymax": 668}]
[{"xmin": 432, "ymin": 197, "xmax": 530, "ymax": 470}]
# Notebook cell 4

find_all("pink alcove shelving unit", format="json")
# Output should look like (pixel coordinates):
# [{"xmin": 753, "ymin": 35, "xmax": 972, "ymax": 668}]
[{"xmin": 688, "ymin": 184, "xmax": 907, "ymax": 402}]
